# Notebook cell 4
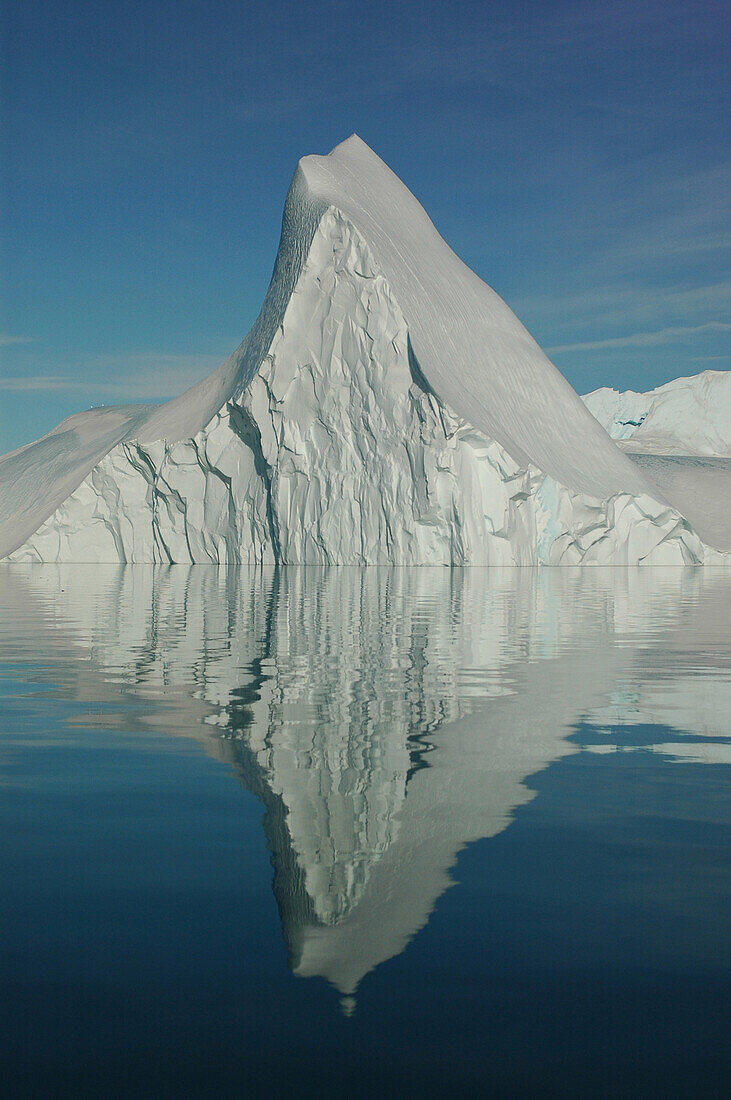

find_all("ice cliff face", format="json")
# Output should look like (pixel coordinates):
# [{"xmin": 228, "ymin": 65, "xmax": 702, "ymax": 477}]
[
  {"xmin": 7, "ymin": 210, "xmax": 709, "ymax": 565},
  {"xmin": 1, "ymin": 136, "xmax": 728, "ymax": 564}
]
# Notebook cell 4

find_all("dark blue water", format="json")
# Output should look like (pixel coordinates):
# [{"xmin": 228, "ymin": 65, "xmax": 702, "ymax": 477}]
[{"xmin": 1, "ymin": 566, "xmax": 729, "ymax": 1098}]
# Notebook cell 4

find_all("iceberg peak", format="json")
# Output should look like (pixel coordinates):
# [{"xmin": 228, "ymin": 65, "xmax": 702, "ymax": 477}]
[{"xmin": 1, "ymin": 138, "xmax": 727, "ymax": 564}]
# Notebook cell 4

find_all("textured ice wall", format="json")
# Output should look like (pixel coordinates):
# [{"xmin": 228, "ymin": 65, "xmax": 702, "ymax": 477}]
[{"xmin": 9, "ymin": 211, "xmax": 712, "ymax": 565}]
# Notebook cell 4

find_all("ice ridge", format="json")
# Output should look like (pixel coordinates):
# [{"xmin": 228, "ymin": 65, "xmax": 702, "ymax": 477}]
[{"xmin": 0, "ymin": 136, "xmax": 728, "ymax": 564}]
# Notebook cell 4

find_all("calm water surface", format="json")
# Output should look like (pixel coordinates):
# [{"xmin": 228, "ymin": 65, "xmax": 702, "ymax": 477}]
[{"xmin": 1, "ymin": 566, "xmax": 729, "ymax": 1098}]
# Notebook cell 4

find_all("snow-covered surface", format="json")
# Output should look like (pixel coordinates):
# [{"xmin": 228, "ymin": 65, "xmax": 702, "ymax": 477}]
[
  {"xmin": 0, "ymin": 405, "xmax": 155, "ymax": 560},
  {"xmin": 1, "ymin": 136, "xmax": 728, "ymax": 563},
  {"xmin": 583, "ymin": 371, "xmax": 731, "ymax": 457},
  {"xmin": 292, "ymin": 138, "xmax": 651, "ymax": 501},
  {"xmin": 582, "ymin": 372, "xmax": 731, "ymax": 551},
  {"xmin": 629, "ymin": 455, "xmax": 731, "ymax": 553}
]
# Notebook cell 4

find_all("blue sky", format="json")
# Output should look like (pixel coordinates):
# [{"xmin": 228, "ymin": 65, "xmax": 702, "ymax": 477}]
[{"xmin": 1, "ymin": 0, "xmax": 728, "ymax": 452}]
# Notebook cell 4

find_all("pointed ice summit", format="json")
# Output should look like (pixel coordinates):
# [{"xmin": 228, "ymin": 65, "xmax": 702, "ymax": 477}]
[{"xmin": 1, "ymin": 135, "xmax": 728, "ymax": 562}]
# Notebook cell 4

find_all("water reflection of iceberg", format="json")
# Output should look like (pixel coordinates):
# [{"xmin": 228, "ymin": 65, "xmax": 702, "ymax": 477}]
[{"xmin": 2, "ymin": 565, "xmax": 728, "ymax": 1003}]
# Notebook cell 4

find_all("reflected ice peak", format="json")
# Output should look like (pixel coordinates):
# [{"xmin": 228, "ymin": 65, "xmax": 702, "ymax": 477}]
[{"xmin": 1, "ymin": 564, "xmax": 728, "ymax": 997}]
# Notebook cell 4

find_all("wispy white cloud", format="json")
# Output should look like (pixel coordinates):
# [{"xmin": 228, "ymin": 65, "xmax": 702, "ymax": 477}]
[
  {"xmin": 585, "ymin": 163, "xmax": 731, "ymax": 268},
  {"xmin": 512, "ymin": 279, "xmax": 731, "ymax": 335},
  {"xmin": 0, "ymin": 334, "xmax": 33, "ymax": 347},
  {"xmin": 0, "ymin": 352, "xmax": 221, "ymax": 398},
  {"xmin": 547, "ymin": 322, "xmax": 731, "ymax": 354},
  {"xmin": 0, "ymin": 375, "xmax": 84, "ymax": 392},
  {"xmin": 87, "ymin": 352, "xmax": 222, "ymax": 396}
]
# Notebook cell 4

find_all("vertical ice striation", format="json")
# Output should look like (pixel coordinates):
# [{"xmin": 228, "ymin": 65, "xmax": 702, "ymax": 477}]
[
  {"xmin": 1, "ymin": 137, "xmax": 727, "ymax": 563},
  {"xmin": 6, "ymin": 211, "xmax": 714, "ymax": 565}
]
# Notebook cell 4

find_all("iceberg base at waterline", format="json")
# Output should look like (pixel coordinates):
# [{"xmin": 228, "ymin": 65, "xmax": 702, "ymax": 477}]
[{"xmin": 1, "ymin": 138, "xmax": 728, "ymax": 565}]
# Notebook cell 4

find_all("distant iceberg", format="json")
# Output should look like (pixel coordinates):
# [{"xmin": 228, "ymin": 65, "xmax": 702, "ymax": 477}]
[
  {"xmin": 583, "ymin": 371, "xmax": 730, "ymax": 554},
  {"xmin": 583, "ymin": 370, "xmax": 731, "ymax": 458},
  {"xmin": 1, "ymin": 137, "xmax": 728, "ymax": 563}
]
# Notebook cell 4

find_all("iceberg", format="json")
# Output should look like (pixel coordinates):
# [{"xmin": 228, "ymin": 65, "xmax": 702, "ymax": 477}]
[
  {"xmin": 1, "ymin": 136, "xmax": 728, "ymax": 563},
  {"xmin": 583, "ymin": 371, "xmax": 731, "ymax": 458},
  {"xmin": 583, "ymin": 372, "xmax": 731, "ymax": 554}
]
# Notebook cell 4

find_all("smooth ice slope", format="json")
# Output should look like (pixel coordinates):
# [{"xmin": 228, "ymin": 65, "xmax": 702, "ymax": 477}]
[
  {"xmin": 1, "ymin": 137, "xmax": 727, "ymax": 563},
  {"xmin": 286, "ymin": 138, "xmax": 653, "ymax": 501},
  {"xmin": 583, "ymin": 372, "xmax": 731, "ymax": 553},
  {"xmin": 0, "ymin": 405, "xmax": 155, "ymax": 561}
]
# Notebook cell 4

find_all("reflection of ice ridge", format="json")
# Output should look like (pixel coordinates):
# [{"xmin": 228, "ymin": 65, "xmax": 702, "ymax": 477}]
[{"xmin": 1, "ymin": 564, "xmax": 728, "ymax": 996}]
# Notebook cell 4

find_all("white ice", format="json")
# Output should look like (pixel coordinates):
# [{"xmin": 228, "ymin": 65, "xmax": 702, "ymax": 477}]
[{"xmin": 1, "ymin": 136, "xmax": 728, "ymax": 563}]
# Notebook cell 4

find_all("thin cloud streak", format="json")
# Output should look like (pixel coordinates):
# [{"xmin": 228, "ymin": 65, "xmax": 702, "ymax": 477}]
[
  {"xmin": 548, "ymin": 322, "xmax": 731, "ymax": 354},
  {"xmin": 513, "ymin": 279, "xmax": 731, "ymax": 332},
  {"xmin": 0, "ymin": 353, "xmax": 221, "ymax": 398},
  {"xmin": 0, "ymin": 376, "xmax": 85, "ymax": 392},
  {"xmin": 0, "ymin": 334, "xmax": 34, "ymax": 347}
]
